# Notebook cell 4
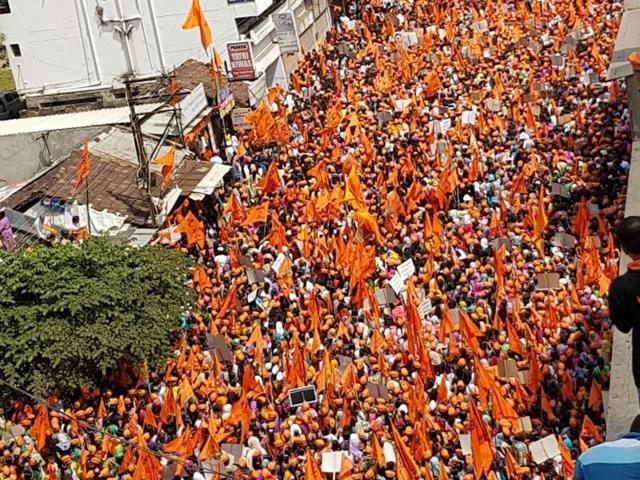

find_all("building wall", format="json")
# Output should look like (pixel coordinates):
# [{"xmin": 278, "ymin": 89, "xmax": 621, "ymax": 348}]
[
  {"xmin": 0, "ymin": 0, "xmax": 284, "ymax": 94},
  {"xmin": 0, "ymin": 126, "xmax": 106, "ymax": 184}
]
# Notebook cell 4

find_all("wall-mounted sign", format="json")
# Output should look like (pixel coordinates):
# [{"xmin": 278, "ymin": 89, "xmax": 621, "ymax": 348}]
[
  {"xmin": 227, "ymin": 41, "xmax": 256, "ymax": 81},
  {"xmin": 273, "ymin": 12, "xmax": 299, "ymax": 53}
]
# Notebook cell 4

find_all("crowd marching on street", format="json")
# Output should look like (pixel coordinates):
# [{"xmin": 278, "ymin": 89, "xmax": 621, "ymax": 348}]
[{"xmin": 0, "ymin": 0, "xmax": 634, "ymax": 478}]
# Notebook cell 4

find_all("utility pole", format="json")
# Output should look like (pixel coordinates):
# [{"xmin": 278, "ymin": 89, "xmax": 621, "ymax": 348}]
[
  {"xmin": 122, "ymin": 73, "xmax": 188, "ymax": 228},
  {"xmin": 124, "ymin": 75, "xmax": 158, "ymax": 227}
]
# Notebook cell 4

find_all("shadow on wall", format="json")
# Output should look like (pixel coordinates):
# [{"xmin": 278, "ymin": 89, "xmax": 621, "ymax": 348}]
[{"xmin": 0, "ymin": 126, "xmax": 107, "ymax": 186}]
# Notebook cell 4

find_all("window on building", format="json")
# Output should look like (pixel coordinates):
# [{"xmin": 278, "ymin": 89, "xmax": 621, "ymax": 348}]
[
  {"xmin": 10, "ymin": 44, "xmax": 21, "ymax": 57},
  {"xmin": 0, "ymin": 0, "xmax": 10, "ymax": 14}
]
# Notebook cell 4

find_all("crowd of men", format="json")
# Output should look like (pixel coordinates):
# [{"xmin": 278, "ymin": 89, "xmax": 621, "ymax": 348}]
[{"xmin": 0, "ymin": 0, "xmax": 634, "ymax": 478}]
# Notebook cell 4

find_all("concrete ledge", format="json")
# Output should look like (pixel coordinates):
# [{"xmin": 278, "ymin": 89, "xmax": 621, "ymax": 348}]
[{"xmin": 606, "ymin": 139, "xmax": 640, "ymax": 440}]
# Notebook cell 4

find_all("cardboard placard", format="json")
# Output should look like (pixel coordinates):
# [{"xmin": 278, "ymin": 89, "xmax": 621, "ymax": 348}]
[
  {"xmin": 367, "ymin": 382, "xmax": 390, "ymax": 400},
  {"xmin": 558, "ymin": 113, "xmax": 573, "ymax": 126},
  {"xmin": 535, "ymin": 273, "xmax": 561, "ymax": 290},
  {"xmin": 206, "ymin": 334, "xmax": 234, "ymax": 363},
  {"xmin": 162, "ymin": 464, "xmax": 185, "ymax": 480},
  {"xmin": 551, "ymin": 54, "xmax": 565, "ymax": 68},
  {"xmin": 389, "ymin": 272, "xmax": 406, "ymax": 295},
  {"xmin": 517, "ymin": 369, "xmax": 529, "ymax": 385},
  {"xmin": 395, "ymin": 98, "xmax": 412, "ymax": 112},
  {"xmin": 202, "ymin": 459, "xmax": 225, "ymax": 479},
  {"xmin": 238, "ymin": 254, "xmax": 253, "ymax": 267},
  {"xmin": 271, "ymin": 253, "xmax": 286, "ymax": 275},
  {"xmin": 247, "ymin": 289, "xmax": 258, "ymax": 304},
  {"xmin": 491, "ymin": 237, "xmax": 511, "ymax": 250},
  {"xmin": 336, "ymin": 354, "xmax": 352, "ymax": 377},
  {"xmin": 377, "ymin": 110, "xmax": 393, "ymax": 124},
  {"xmin": 497, "ymin": 358, "xmax": 518, "ymax": 379},
  {"xmin": 461, "ymin": 110, "xmax": 477, "ymax": 125},
  {"xmin": 247, "ymin": 268, "xmax": 267, "ymax": 284},
  {"xmin": 321, "ymin": 451, "xmax": 348, "ymax": 473},
  {"xmin": 459, "ymin": 433, "xmax": 472, "ymax": 455},
  {"xmin": 449, "ymin": 308, "xmax": 460, "ymax": 325},
  {"xmin": 470, "ymin": 91, "xmax": 484, "ymax": 102},
  {"xmin": 375, "ymin": 286, "xmax": 398, "ymax": 306},
  {"xmin": 221, "ymin": 443, "xmax": 245, "ymax": 466},
  {"xmin": 418, "ymin": 299, "xmax": 432, "ymax": 320},
  {"xmin": 550, "ymin": 182, "xmax": 570, "ymax": 198},
  {"xmin": 472, "ymin": 20, "xmax": 489, "ymax": 32},
  {"xmin": 529, "ymin": 434, "xmax": 561, "ymax": 464},
  {"xmin": 551, "ymin": 232, "xmax": 577, "ymax": 249},
  {"xmin": 513, "ymin": 416, "xmax": 533, "ymax": 434},
  {"xmin": 289, "ymin": 385, "xmax": 317, "ymax": 407},
  {"xmin": 398, "ymin": 259, "xmax": 416, "ymax": 281},
  {"xmin": 485, "ymin": 98, "xmax": 501, "ymax": 112}
]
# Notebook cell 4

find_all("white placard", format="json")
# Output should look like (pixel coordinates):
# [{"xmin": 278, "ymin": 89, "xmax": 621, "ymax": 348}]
[
  {"xmin": 397, "ymin": 259, "xmax": 416, "ymax": 281},
  {"xmin": 459, "ymin": 433, "xmax": 472, "ymax": 455},
  {"xmin": 530, "ymin": 434, "xmax": 561, "ymax": 464},
  {"xmin": 389, "ymin": 272, "xmax": 405, "ymax": 294},
  {"xmin": 461, "ymin": 110, "xmax": 477, "ymax": 125},
  {"xmin": 272, "ymin": 252, "xmax": 286, "ymax": 274},
  {"xmin": 418, "ymin": 299, "xmax": 432, "ymax": 320},
  {"xmin": 321, "ymin": 451, "xmax": 346, "ymax": 473},
  {"xmin": 247, "ymin": 290, "xmax": 258, "ymax": 303}
]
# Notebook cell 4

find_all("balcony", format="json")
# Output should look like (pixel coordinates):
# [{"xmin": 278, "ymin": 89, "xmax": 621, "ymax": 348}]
[
  {"xmin": 227, "ymin": 0, "xmax": 274, "ymax": 19},
  {"xmin": 235, "ymin": 0, "xmax": 286, "ymax": 35}
]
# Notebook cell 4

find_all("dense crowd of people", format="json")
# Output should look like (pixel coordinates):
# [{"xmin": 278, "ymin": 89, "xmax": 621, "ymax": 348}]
[{"xmin": 0, "ymin": 0, "xmax": 634, "ymax": 478}]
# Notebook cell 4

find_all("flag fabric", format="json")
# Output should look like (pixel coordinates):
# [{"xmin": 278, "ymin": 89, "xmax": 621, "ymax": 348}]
[
  {"xmin": 73, "ymin": 143, "xmax": 90, "ymax": 194},
  {"xmin": 152, "ymin": 145, "xmax": 176, "ymax": 189},
  {"xmin": 242, "ymin": 201, "xmax": 270, "ymax": 226},
  {"xmin": 256, "ymin": 161, "xmax": 281, "ymax": 193},
  {"xmin": 182, "ymin": 0, "xmax": 212, "ymax": 52}
]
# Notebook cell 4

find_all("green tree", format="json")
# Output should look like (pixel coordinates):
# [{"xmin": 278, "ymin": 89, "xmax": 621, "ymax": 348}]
[{"xmin": 0, "ymin": 238, "xmax": 193, "ymax": 399}]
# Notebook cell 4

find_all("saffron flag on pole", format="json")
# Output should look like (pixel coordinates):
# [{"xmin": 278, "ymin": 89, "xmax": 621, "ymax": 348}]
[
  {"xmin": 152, "ymin": 145, "xmax": 176, "ymax": 189},
  {"xmin": 182, "ymin": 0, "xmax": 212, "ymax": 52},
  {"xmin": 73, "ymin": 143, "xmax": 90, "ymax": 194}
]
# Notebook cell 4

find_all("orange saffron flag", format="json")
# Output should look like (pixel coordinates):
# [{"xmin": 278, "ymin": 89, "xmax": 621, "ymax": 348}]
[
  {"xmin": 558, "ymin": 435, "xmax": 575, "ymax": 478},
  {"xmin": 527, "ymin": 349, "xmax": 543, "ymax": 396},
  {"xmin": 588, "ymin": 379, "xmax": 602, "ymax": 411},
  {"xmin": 307, "ymin": 159, "xmax": 330, "ymax": 189},
  {"xmin": 507, "ymin": 319, "xmax": 526, "ymax": 356},
  {"xmin": 242, "ymin": 201, "xmax": 270, "ymax": 226},
  {"xmin": 182, "ymin": 0, "xmax": 212, "ymax": 52},
  {"xmin": 73, "ymin": 143, "xmax": 90, "ymax": 194},
  {"xmin": 304, "ymin": 450, "xmax": 324, "ymax": 480},
  {"xmin": 31, "ymin": 405, "xmax": 52, "ymax": 451},
  {"xmin": 223, "ymin": 191, "xmax": 244, "ymax": 223},
  {"xmin": 256, "ymin": 161, "xmax": 281, "ymax": 193},
  {"xmin": 372, "ymin": 432, "xmax": 385, "ymax": 467},
  {"xmin": 469, "ymin": 398, "xmax": 494, "ymax": 478},
  {"xmin": 152, "ymin": 145, "xmax": 176, "ymax": 189}
]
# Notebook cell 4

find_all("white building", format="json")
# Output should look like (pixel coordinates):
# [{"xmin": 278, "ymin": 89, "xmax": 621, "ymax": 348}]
[{"xmin": 0, "ymin": 0, "xmax": 331, "ymax": 105}]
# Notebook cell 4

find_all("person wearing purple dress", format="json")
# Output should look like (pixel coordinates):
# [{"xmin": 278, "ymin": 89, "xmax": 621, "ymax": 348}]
[{"xmin": 0, "ymin": 210, "xmax": 16, "ymax": 251}]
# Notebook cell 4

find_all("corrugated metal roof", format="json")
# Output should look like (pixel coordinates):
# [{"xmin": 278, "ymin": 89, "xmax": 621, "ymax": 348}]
[
  {"xmin": 171, "ymin": 160, "xmax": 231, "ymax": 199},
  {"xmin": 0, "ymin": 103, "xmax": 163, "ymax": 137},
  {"xmin": 2, "ymin": 149, "xmax": 162, "ymax": 227},
  {"xmin": 607, "ymin": 8, "xmax": 640, "ymax": 80},
  {"xmin": 89, "ymin": 127, "xmax": 190, "ymax": 172}
]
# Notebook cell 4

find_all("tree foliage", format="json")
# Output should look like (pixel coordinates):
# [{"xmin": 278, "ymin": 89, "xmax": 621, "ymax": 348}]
[{"xmin": 0, "ymin": 238, "xmax": 193, "ymax": 399}]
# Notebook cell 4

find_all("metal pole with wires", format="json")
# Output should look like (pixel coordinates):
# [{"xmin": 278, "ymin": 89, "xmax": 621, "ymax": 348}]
[{"xmin": 124, "ymin": 75, "xmax": 158, "ymax": 227}]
